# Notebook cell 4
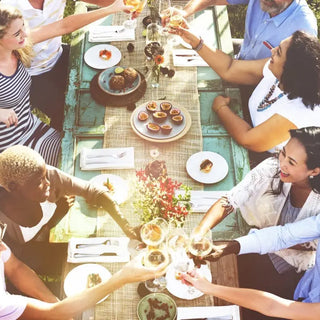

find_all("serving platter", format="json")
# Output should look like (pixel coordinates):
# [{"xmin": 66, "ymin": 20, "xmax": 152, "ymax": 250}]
[
  {"xmin": 130, "ymin": 101, "xmax": 191, "ymax": 143},
  {"xmin": 98, "ymin": 66, "xmax": 141, "ymax": 96}
]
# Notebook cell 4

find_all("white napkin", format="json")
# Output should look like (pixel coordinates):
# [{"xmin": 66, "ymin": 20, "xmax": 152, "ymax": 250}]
[
  {"xmin": 80, "ymin": 147, "xmax": 134, "ymax": 170},
  {"xmin": 68, "ymin": 237, "xmax": 130, "ymax": 263},
  {"xmin": 172, "ymin": 49, "xmax": 208, "ymax": 67},
  {"xmin": 88, "ymin": 25, "xmax": 135, "ymax": 42},
  {"xmin": 176, "ymin": 190, "xmax": 228, "ymax": 212}
]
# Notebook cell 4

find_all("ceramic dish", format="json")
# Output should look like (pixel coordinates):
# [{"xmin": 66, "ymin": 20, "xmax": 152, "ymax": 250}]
[
  {"xmin": 137, "ymin": 293, "xmax": 177, "ymax": 320},
  {"xmin": 64, "ymin": 264, "xmax": 111, "ymax": 303},
  {"xmin": 84, "ymin": 44, "xmax": 121, "ymax": 69},
  {"xmin": 186, "ymin": 151, "xmax": 229, "ymax": 184},
  {"xmin": 89, "ymin": 174, "xmax": 129, "ymax": 204},
  {"xmin": 130, "ymin": 101, "xmax": 191, "ymax": 143},
  {"xmin": 98, "ymin": 66, "xmax": 141, "ymax": 96},
  {"xmin": 166, "ymin": 263, "xmax": 212, "ymax": 300}
]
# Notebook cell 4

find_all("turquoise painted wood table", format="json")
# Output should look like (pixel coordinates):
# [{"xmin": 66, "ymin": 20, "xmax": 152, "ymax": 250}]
[{"xmin": 50, "ymin": 2, "xmax": 250, "ymax": 243}]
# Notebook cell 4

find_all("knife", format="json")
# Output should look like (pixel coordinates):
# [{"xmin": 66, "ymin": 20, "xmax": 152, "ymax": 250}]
[
  {"xmin": 175, "ymin": 54, "xmax": 198, "ymax": 57},
  {"xmin": 73, "ymin": 252, "xmax": 117, "ymax": 258}
]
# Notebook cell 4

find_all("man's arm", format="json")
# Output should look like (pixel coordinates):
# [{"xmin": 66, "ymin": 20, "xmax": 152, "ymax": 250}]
[
  {"xmin": 30, "ymin": 0, "xmax": 131, "ymax": 44},
  {"xmin": 4, "ymin": 253, "xmax": 58, "ymax": 303},
  {"xmin": 183, "ymin": 0, "xmax": 229, "ymax": 18}
]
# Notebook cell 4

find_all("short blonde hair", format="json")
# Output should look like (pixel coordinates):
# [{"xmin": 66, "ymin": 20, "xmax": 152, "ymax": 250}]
[
  {"xmin": 0, "ymin": 4, "xmax": 34, "ymax": 67},
  {"xmin": 0, "ymin": 146, "xmax": 45, "ymax": 191}
]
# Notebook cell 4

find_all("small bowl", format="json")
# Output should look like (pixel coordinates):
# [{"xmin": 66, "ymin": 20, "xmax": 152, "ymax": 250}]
[{"xmin": 137, "ymin": 293, "xmax": 177, "ymax": 320}]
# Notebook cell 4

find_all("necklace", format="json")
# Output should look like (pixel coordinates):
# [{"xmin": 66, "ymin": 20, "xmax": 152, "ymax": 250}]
[{"xmin": 257, "ymin": 79, "xmax": 284, "ymax": 112}]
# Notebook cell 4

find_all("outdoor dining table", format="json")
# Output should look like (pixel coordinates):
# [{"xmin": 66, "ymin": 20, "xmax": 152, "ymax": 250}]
[{"xmin": 50, "ymin": 1, "xmax": 251, "ymax": 319}]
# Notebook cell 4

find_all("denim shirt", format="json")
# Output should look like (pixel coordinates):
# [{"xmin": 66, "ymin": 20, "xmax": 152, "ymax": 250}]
[
  {"xmin": 227, "ymin": 0, "xmax": 317, "ymax": 60},
  {"xmin": 237, "ymin": 215, "xmax": 320, "ymax": 302}
]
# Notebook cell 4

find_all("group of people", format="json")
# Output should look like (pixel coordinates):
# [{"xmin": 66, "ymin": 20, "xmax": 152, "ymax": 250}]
[{"xmin": 0, "ymin": 0, "xmax": 320, "ymax": 319}]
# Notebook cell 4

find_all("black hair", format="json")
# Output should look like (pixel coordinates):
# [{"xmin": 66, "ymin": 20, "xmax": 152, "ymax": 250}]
[{"xmin": 281, "ymin": 31, "xmax": 320, "ymax": 109}]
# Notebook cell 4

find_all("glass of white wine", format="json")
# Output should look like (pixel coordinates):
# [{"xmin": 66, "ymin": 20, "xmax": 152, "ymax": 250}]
[
  {"xmin": 123, "ymin": 0, "xmax": 147, "ymax": 29},
  {"xmin": 140, "ymin": 217, "xmax": 168, "ymax": 246},
  {"xmin": 166, "ymin": 5, "xmax": 184, "ymax": 47}
]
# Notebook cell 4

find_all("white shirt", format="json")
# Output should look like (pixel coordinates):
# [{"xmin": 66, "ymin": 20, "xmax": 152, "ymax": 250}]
[
  {"xmin": 249, "ymin": 61, "xmax": 320, "ymax": 153},
  {"xmin": 2, "ymin": 0, "xmax": 66, "ymax": 75},
  {"xmin": 0, "ymin": 244, "xmax": 27, "ymax": 320}
]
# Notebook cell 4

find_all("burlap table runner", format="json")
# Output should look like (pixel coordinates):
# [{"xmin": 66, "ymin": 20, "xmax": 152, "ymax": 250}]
[{"xmin": 94, "ymin": 5, "xmax": 208, "ymax": 319}]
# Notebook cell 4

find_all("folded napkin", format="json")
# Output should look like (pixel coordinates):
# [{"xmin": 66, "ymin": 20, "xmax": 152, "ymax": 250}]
[
  {"xmin": 88, "ymin": 25, "xmax": 135, "ymax": 42},
  {"xmin": 172, "ymin": 49, "xmax": 208, "ymax": 67},
  {"xmin": 80, "ymin": 147, "xmax": 134, "ymax": 170},
  {"xmin": 176, "ymin": 190, "xmax": 228, "ymax": 212},
  {"xmin": 68, "ymin": 237, "xmax": 130, "ymax": 263}
]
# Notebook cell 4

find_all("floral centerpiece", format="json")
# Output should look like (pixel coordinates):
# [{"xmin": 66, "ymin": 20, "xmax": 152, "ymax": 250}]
[{"xmin": 133, "ymin": 160, "xmax": 191, "ymax": 226}]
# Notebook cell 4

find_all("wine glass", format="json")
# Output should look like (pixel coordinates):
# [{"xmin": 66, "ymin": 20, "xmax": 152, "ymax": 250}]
[
  {"xmin": 166, "ymin": 5, "xmax": 184, "ymax": 47},
  {"xmin": 159, "ymin": 0, "xmax": 171, "ymax": 29},
  {"xmin": 123, "ymin": 0, "xmax": 147, "ymax": 29},
  {"xmin": 140, "ymin": 217, "xmax": 168, "ymax": 246}
]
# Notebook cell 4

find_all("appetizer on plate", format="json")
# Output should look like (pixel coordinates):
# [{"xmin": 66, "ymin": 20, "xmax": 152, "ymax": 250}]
[
  {"xmin": 200, "ymin": 159, "xmax": 214, "ymax": 173},
  {"xmin": 99, "ymin": 49, "xmax": 112, "ymax": 60},
  {"xmin": 87, "ymin": 273, "xmax": 102, "ymax": 288}
]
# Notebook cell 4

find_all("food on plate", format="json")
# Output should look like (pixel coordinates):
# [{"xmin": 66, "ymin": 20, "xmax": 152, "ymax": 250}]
[
  {"xmin": 86, "ymin": 273, "xmax": 102, "ymax": 289},
  {"xmin": 169, "ymin": 108, "xmax": 181, "ymax": 117},
  {"xmin": 109, "ymin": 75, "xmax": 125, "ymax": 90},
  {"xmin": 200, "ymin": 159, "xmax": 213, "ymax": 173},
  {"xmin": 123, "ymin": 67, "xmax": 138, "ymax": 85},
  {"xmin": 152, "ymin": 111, "xmax": 168, "ymax": 123},
  {"xmin": 114, "ymin": 67, "xmax": 124, "ymax": 75},
  {"xmin": 171, "ymin": 115, "xmax": 184, "ymax": 125},
  {"xmin": 99, "ymin": 49, "xmax": 112, "ymax": 60},
  {"xmin": 146, "ymin": 101, "xmax": 158, "ymax": 113},
  {"xmin": 146, "ymin": 122, "xmax": 161, "ymax": 133},
  {"xmin": 145, "ymin": 297, "xmax": 172, "ymax": 320},
  {"xmin": 138, "ymin": 111, "xmax": 149, "ymax": 121},
  {"xmin": 103, "ymin": 178, "xmax": 114, "ymax": 192},
  {"xmin": 160, "ymin": 102, "xmax": 172, "ymax": 113},
  {"xmin": 160, "ymin": 124, "xmax": 172, "ymax": 135}
]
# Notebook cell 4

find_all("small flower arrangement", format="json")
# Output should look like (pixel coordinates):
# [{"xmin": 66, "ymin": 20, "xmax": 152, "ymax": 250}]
[{"xmin": 133, "ymin": 161, "xmax": 191, "ymax": 226}]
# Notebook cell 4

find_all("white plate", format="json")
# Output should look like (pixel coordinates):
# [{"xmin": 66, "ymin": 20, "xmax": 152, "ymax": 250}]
[
  {"xmin": 166, "ymin": 263, "xmax": 212, "ymax": 300},
  {"xmin": 84, "ymin": 44, "xmax": 121, "ymax": 69},
  {"xmin": 90, "ymin": 174, "xmax": 129, "ymax": 204},
  {"xmin": 64, "ymin": 264, "xmax": 111, "ymax": 303},
  {"xmin": 186, "ymin": 151, "xmax": 228, "ymax": 184}
]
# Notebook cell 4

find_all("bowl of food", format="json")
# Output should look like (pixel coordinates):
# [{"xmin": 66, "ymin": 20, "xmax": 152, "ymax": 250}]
[
  {"xmin": 137, "ymin": 293, "xmax": 177, "ymax": 320},
  {"xmin": 98, "ymin": 66, "xmax": 141, "ymax": 96}
]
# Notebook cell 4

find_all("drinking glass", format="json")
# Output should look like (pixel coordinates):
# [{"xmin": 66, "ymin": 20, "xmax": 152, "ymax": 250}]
[
  {"xmin": 140, "ymin": 217, "xmax": 168, "ymax": 246},
  {"xmin": 166, "ymin": 5, "xmax": 183, "ymax": 47},
  {"xmin": 188, "ymin": 230, "xmax": 213, "ymax": 258},
  {"xmin": 123, "ymin": 0, "xmax": 147, "ymax": 29},
  {"xmin": 159, "ymin": 0, "xmax": 171, "ymax": 28}
]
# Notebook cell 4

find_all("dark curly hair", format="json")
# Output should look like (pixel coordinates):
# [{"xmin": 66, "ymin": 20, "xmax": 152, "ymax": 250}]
[
  {"xmin": 271, "ymin": 126, "xmax": 320, "ymax": 195},
  {"xmin": 281, "ymin": 31, "xmax": 320, "ymax": 109}
]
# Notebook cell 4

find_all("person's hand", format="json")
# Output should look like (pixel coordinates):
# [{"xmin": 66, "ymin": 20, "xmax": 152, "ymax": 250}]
[
  {"xmin": 180, "ymin": 270, "xmax": 212, "ymax": 295},
  {"xmin": 118, "ymin": 252, "xmax": 168, "ymax": 283},
  {"xmin": 212, "ymin": 95, "xmax": 231, "ymax": 113},
  {"xmin": 190, "ymin": 241, "xmax": 240, "ymax": 268},
  {"xmin": 0, "ymin": 108, "xmax": 18, "ymax": 128},
  {"xmin": 160, "ymin": 7, "xmax": 187, "ymax": 27},
  {"xmin": 109, "ymin": 0, "xmax": 133, "ymax": 13},
  {"xmin": 168, "ymin": 23, "xmax": 201, "ymax": 50}
]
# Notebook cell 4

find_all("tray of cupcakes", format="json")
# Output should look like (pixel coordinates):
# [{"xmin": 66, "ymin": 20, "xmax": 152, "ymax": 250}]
[{"xmin": 130, "ymin": 100, "xmax": 191, "ymax": 142}]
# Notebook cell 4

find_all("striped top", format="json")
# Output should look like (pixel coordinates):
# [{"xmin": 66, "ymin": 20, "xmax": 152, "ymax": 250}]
[
  {"xmin": 2, "ymin": 0, "xmax": 66, "ymax": 75},
  {"xmin": 0, "ymin": 61, "xmax": 37, "ymax": 151}
]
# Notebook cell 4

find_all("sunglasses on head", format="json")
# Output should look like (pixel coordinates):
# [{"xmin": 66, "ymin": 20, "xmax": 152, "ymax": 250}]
[{"xmin": 0, "ymin": 222, "xmax": 7, "ymax": 244}]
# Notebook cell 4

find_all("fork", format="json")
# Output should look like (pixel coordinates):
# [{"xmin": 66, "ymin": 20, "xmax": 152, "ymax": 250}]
[
  {"xmin": 76, "ymin": 239, "xmax": 119, "ymax": 249},
  {"xmin": 86, "ymin": 151, "xmax": 126, "ymax": 159}
]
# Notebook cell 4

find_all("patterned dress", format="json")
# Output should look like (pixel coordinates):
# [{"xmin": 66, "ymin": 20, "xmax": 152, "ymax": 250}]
[{"xmin": 0, "ymin": 60, "xmax": 61, "ymax": 166}]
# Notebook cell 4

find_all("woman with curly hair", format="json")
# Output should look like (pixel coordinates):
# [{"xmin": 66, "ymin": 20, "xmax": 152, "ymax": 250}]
[
  {"xmin": 171, "ymin": 28, "xmax": 320, "ymax": 154},
  {"xmin": 0, "ymin": 1, "xmax": 131, "ymax": 166}
]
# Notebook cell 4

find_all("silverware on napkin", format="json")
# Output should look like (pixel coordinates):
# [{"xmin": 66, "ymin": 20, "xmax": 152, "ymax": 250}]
[
  {"xmin": 76, "ymin": 239, "xmax": 119, "ymax": 249},
  {"xmin": 73, "ymin": 252, "xmax": 118, "ymax": 258}
]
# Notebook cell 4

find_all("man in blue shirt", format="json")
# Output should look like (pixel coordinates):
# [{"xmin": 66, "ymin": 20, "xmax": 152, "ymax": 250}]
[{"xmin": 180, "ymin": 0, "xmax": 317, "ymax": 60}]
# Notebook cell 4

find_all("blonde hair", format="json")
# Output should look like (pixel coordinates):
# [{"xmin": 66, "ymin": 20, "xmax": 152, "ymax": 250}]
[
  {"xmin": 0, "ymin": 146, "xmax": 45, "ymax": 191},
  {"xmin": 0, "ymin": 4, "xmax": 34, "ymax": 67}
]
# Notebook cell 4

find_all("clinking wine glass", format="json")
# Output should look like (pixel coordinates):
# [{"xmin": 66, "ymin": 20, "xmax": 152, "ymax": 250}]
[
  {"xmin": 159, "ymin": 0, "xmax": 171, "ymax": 31},
  {"xmin": 165, "ymin": 5, "xmax": 184, "ymax": 47},
  {"xmin": 123, "ymin": 0, "xmax": 147, "ymax": 29}
]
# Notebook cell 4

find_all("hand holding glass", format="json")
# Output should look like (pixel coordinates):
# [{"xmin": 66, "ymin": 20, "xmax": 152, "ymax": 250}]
[{"xmin": 123, "ymin": 0, "xmax": 147, "ymax": 29}]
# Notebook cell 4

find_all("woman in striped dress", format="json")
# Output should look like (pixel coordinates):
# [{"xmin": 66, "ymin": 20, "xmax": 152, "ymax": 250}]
[{"xmin": 0, "ymin": 1, "xmax": 131, "ymax": 166}]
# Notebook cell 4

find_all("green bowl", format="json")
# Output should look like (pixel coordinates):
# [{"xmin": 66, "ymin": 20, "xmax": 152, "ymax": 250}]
[{"xmin": 137, "ymin": 293, "xmax": 177, "ymax": 320}]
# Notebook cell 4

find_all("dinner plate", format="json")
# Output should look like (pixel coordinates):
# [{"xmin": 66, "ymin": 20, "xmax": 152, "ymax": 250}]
[
  {"xmin": 137, "ymin": 293, "xmax": 177, "ymax": 320},
  {"xmin": 186, "ymin": 151, "xmax": 228, "ymax": 184},
  {"xmin": 64, "ymin": 264, "xmax": 111, "ymax": 303},
  {"xmin": 84, "ymin": 44, "xmax": 121, "ymax": 69},
  {"xmin": 89, "ymin": 174, "xmax": 129, "ymax": 204},
  {"xmin": 98, "ymin": 66, "xmax": 141, "ymax": 96},
  {"xmin": 130, "ymin": 101, "xmax": 191, "ymax": 143},
  {"xmin": 166, "ymin": 263, "xmax": 212, "ymax": 300}
]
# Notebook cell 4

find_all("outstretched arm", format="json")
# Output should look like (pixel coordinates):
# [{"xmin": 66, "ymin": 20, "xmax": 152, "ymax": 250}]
[
  {"xmin": 30, "ymin": 0, "xmax": 131, "ymax": 44},
  {"xmin": 182, "ymin": 273, "xmax": 320, "ymax": 320},
  {"xmin": 183, "ymin": 0, "xmax": 229, "ymax": 18}
]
